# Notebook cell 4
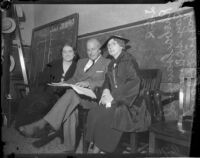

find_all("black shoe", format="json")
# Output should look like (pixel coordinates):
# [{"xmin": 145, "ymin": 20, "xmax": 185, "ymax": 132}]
[
  {"xmin": 31, "ymin": 124, "xmax": 52, "ymax": 138},
  {"xmin": 32, "ymin": 128, "xmax": 63, "ymax": 148},
  {"xmin": 32, "ymin": 131, "xmax": 57, "ymax": 148}
]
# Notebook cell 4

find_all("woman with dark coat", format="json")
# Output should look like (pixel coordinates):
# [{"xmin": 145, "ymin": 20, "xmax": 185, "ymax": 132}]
[
  {"xmin": 15, "ymin": 43, "xmax": 77, "ymax": 131},
  {"xmin": 85, "ymin": 35, "xmax": 151, "ymax": 153}
]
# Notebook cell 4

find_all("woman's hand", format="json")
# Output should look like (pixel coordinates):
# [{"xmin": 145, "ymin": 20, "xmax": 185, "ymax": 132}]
[
  {"xmin": 99, "ymin": 89, "xmax": 113, "ymax": 108},
  {"xmin": 75, "ymin": 81, "xmax": 90, "ymax": 88}
]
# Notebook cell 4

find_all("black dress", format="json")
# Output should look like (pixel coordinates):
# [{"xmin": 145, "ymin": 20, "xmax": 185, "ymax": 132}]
[
  {"xmin": 85, "ymin": 52, "xmax": 151, "ymax": 152},
  {"xmin": 15, "ymin": 59, "xmax": 77, "ymax": 129}
]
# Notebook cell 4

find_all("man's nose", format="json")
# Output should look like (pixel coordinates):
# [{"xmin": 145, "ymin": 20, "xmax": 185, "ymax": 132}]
[{"xmin": 88, "ymin": 51, "xmax": 93, "ymax": 55}]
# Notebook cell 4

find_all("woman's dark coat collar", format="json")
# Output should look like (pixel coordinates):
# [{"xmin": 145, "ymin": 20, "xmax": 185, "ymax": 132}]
[{"xmin": 112, "ymin": 50, "xmax": 126, "ymax": 64}]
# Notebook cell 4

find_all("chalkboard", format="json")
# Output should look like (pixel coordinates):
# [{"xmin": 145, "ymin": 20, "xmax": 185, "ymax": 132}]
[
  {"xmin": 29, "ymin": 13, "xmax": 79, "ymax": 86},
  {"xmin": 77, "ymin": 8, "xmax": 196, "ymax": 83}
]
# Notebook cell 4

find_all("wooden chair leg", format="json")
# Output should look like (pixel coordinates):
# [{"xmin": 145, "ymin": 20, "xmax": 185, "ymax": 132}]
[
  {"xmin": 130, "ymin": 133, "xmax": 138, "ymax": 153},
  {"xmin": 82, "ymin": 129, "xmax": 89, "ymax": 153},
  {"xmin": 82, "ymin": 109, "xmax": 89, "ymax": 153},
  {"xmin": 149, "ymin": 131, "xmax": 155, "ymax": 153}
]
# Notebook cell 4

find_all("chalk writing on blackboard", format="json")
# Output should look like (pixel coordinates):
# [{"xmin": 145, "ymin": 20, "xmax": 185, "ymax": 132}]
[
  {"xmin": 158, "ymin": 17, "xmax": 174, "ymax": 83},
  {"xmin": 162, "ymin": 11, "xmax": 196, "ymax": 119},
  {"xmin": 174, "ymin": 40, "xmax": 185, "ymax": 67},
  {"xmin": 145, "ymin": 7, "xmax": 172, "ymax": 39},
  {"xmin": 158, "ymin": 11, "xmax": 196, "ymax": 83},
  {"xmin": 186, "ymin": 14, "xmax": 196, "ymax": 68},
  {"xmin": 50, "ymin": 19, "xmax": 74, "ymax": 33},
  {"xmin": 158, "ymin": 8, "xmax": 172, "ymax": 16},
  {"xmin": 144, "ymin": 7, "xmax": 156, "ymax": 17},
  {"xmin": 176, "ymin": 13, "xmax": 196, "ymax": 68},
  {"xmin": 175, "ymin": 14, "xmax": 186, "ymax": 69},
  {"xmin": 145, "ymin": 7, "xmax": 156, "ymax": 39}
]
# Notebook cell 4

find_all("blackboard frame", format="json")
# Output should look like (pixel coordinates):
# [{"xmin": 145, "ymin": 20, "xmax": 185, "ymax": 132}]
[{"xmin": 29, "ymin": 13, "xmax": 79, "ymax": 86}]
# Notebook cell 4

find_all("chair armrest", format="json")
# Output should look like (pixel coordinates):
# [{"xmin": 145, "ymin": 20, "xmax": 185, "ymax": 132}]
[
  {"xmin": 152, "ymin": 90, "xmax": 179, "ymax": 122},
  {"xmin": 158, "ymin": 90, "xmax": 179, "ymax": 97},
  {"xmin": 157, "ymin": 90, "xmax": 179, "ymax": 106}
]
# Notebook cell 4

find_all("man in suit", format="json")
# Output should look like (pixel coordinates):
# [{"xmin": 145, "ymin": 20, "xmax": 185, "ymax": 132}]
[{"xmin": 19, "ymin": 38, "xmax": 110, "ymax": 152}]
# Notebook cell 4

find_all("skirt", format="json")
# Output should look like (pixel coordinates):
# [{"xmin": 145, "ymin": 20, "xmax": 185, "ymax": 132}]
[{"xmin": 85, "ymin": 105, "xmax": 122, "ymax": 153}]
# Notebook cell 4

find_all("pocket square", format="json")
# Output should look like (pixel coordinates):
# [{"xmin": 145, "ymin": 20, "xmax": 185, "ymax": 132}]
[{"xmin": 96, "ymin": 70, "xmax": 104, "ymax": 73}]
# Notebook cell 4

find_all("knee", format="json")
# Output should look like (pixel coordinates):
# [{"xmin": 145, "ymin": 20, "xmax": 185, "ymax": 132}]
[{"xmin": 65, "ymin": 89, "xmax": 77, "ymax": 97}]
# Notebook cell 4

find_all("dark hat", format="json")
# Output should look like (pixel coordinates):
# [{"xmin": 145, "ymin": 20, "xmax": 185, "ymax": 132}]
[{"xmin": 100, "ymin": 35, "xmax": 129, "ymax": 50}]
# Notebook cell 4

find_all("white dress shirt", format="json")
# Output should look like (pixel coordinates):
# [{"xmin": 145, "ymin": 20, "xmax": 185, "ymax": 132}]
[{"xmin": 84, "ymin": 55, "xmax": 101, "ymax": 72}]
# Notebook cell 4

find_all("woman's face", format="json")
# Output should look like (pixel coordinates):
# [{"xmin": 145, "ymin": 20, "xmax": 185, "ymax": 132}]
[
  {"xmin": 107, "ymin": 39, "xmax": 123, "ymax": 59},
  {"xmin": 62, "ymin": 45, "xmax": 75, "ymax": 62}
]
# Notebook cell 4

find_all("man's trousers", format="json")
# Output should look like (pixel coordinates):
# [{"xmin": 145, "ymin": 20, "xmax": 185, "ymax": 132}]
[{"xmin": 44, "ymin": 89, "xmax": 97, "ymax": 151}]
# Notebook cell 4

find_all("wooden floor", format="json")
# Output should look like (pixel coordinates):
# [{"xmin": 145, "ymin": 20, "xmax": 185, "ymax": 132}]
[
  {"xmin": 2, "ymin": 122, "xmax": 150, "ymax": 156},
  {"xmin": 2, "ymin": 120, "xmax": 188, "ymax": 156},
  {"xmin": 2, "ymin": 122, "xmax": 84, "ymax": 156}
]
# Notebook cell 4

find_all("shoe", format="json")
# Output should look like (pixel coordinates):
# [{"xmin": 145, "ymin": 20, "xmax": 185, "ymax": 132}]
[
  {"xmin": 18, "ymin": 126, "xmax": 37, "ymax": 137},
  {"xmin": 32, "ymin": 131, "xmax": 57, "ymax": 148},
  {"xmin": 32, "ymin": 128, "xmax": 63, "ymax": 148},
  {"xmin": 18, "ymin": 120, "xmax": 49, "ymax": 138},
  {"xmin": 31, "ymin": 125, "xmax": 52, "ymax": 138}
]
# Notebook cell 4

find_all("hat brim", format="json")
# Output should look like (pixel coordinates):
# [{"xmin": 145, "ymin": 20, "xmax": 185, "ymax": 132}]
[
  {"xmin": 100, "ymin": 35, "xmax": 129, "ymax": 50},
  {"xmin": 2, "ymin": 17, "xmax": 16, "ymax": 34}
]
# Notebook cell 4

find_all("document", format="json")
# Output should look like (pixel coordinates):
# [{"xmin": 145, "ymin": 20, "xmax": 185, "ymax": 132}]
[{"xmin": 48, "ymin": 82, "xmax": 97, "ymax": 99}]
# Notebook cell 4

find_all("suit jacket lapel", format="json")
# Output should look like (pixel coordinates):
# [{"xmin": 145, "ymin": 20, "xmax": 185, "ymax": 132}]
[
  {"xmin": 84, "ymin": 56, "xmax": 103, "ymax": 76},
  {"xmin": 76, "ymin": 56, "xmax": 103, "ymax": 82},
  {"xmin": 78, "ymin": 59, "xmax": 90, "ymax": 80}
]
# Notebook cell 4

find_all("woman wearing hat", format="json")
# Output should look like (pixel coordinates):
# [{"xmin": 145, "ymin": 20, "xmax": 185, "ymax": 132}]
[{"xmin": 85, "ymin": 35, "xmax": 149, "ymax": 153}]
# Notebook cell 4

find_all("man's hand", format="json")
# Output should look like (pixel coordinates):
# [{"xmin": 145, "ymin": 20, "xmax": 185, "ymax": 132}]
[{"xmin": 75, "ymin": 81, "xmax": 90, "ymax": 88}]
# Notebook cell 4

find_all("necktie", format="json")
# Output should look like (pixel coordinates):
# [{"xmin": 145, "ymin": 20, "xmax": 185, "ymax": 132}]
[{"xmin": 84, "ymin": 60, "xmax": 94, "ymax": 72}]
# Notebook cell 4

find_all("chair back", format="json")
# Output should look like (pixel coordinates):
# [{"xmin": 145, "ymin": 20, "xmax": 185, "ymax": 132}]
[
  {"xmin": 137, "ymin": 69, "xmax": 162, "ymax": 96},
  {"xmin": 135, "ymin": 69, "xmax": 162, "ymax": 122}
]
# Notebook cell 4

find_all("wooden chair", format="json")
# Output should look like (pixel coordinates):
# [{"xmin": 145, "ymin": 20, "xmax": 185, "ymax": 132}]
[
  {"xmin": 148, "ymin": 68, "xmax": 196, "ymax": 156},
  {"xmin": 121, "ymin": 68, "xmax": 180, "ymax": 153},
  {"xmin": 77, "ymin": 105, "xmax": 90, "ymax": 153},
  {"xmin": 121, "ymin": 69, "xmax": 162, "ymax": 153}
]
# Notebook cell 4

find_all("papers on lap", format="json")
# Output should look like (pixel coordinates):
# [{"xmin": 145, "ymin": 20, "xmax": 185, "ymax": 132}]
[{"xmin": 48, "ymin": 82, "xmax": 97, "ymax": 99}]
